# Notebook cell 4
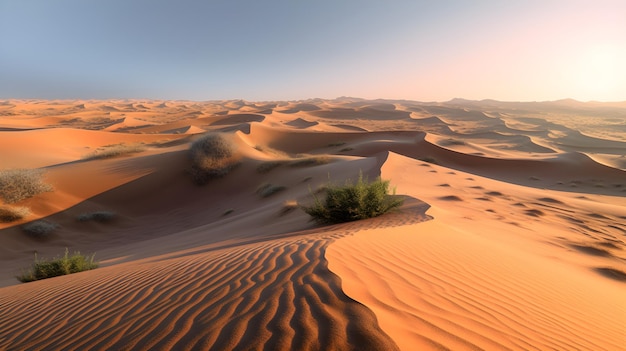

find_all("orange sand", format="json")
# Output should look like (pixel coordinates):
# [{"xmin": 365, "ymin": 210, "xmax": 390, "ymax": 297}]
[{"xmin": 0, "ymin": 98, "xmax": 624, "ymax": 350}]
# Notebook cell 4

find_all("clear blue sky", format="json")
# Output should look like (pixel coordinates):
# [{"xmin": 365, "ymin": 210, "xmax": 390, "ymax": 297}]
[{"xmin": 1, "ymin": 0, "xmax": 624, "ymax": 101}]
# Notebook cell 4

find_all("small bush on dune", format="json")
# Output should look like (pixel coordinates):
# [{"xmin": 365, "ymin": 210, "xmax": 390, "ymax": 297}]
[
  {"xmin": 22, "ymin": 220, "xmax": 58, "ymax": 238},
  {"xmin": 82, "ymin": 143, "xmax": 145, "ymax": 161},
  {"xmin": 288, "ymin": 156, "xmax": 331, "ymax": 168},
  {"xmin": 302, "ymin": 173, "xmax": 403, "ymax": 224},
  {"xmin": 189, "ymin": 133, "xmax": 239, "ymax": 185},
  {"xmin": 0, "ymin": 169, "xmax": 53, "ymax": 204},
  {"xmin": 17, "ymin": 248, "xmax": 98, "ymax": 283},
  {"xmin": 257, "ymin": 160, "xmax": 288, "ymax": 174},
  {"xmin": 77, "ymin": 211, "xmax": 116, "ymax": 223},
  {"xmin": 0, "ymin": 206, "xmax": 30, "ymax": 223},
  {"xmin": 256, "ymin": 183, "xmax": 287, "ymax": 198}
]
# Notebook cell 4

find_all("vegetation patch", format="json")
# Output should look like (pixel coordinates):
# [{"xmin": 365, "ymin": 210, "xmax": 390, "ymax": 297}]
[
  {"xmin": 301, "ymin": 173, "xmax": 403, "ymax": 224},
  {"xmin": 82, "ymin": 143, "xmax": 145, "ymax": 160},
  {"xmin": 77, "ymin": 211, "xmax": 116, "ymax": 223},
  {"xmin": 22, "ymin": 220, "xmax": 59, "ymax": 238},
  {"xmin": 257, "ymin": 160, "xmax": 289, "ymax": 174},
  {"xmin": 0, "ymin": 206, "xmax": 30, "ymax": 223},
  {"xmin": 257, "ymin": 183, "xmax": 287, "ymax": 198},
  {"xmin": 0, "ymin": 169, "xmax": 53, "ymax": 203},
  {"xmin": 418, "ymin": 156, "xmax": 439, "ymax": 165},
  {"xmin": 189, "ymin": 133, "xmax": 239, "ymax": 185},
  {"xmin": 288, "ymin": 156, "xmax": 331, "ymax": 167},
  {"xmin": 17, "ymin": 248, "xmax": 98, "ymax": 283}
]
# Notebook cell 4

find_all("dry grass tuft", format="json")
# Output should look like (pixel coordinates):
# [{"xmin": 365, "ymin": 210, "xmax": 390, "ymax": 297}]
[
  {"xmin": 257, "ymin": 183, "xmax": 287, "ymax": 198},
  {"xmin": 0, "ymin": 169, "xmax": 53, "ymax": 204},
  {"xmin": 82, "ymin": 143, "xmax": 145, "ymax": 160},
  {"xmin": 0, "ymin": 206, "xmax": 30, "ymax": 223}
]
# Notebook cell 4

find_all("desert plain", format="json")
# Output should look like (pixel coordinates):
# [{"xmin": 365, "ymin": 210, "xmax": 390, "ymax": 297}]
[{"xmin": 0, "ymin": 98, "xmax": 624, "ymax": 350}]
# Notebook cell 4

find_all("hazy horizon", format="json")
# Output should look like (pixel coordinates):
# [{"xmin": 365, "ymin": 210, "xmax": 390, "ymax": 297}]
[{"xmin": 1, "ymin": 0, "xmax": 625, "ymax": 102}]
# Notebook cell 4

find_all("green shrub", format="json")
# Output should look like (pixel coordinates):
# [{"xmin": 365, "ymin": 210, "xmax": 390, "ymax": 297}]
[
  {"xmin": 17, "ymin": 248, "xmax": 98, "ymax": 283},
  {"xmin": 77, "ymin": 211, "xmax": 116, "ymax": 223},
  {"xmin": 0, "ymin": 169, "xmax": 53, "ymax": 203},
  {"xmin": 82, "ymin": 144, "xmax": 145, "ymax": 160},
  {"xmin": 301, "ymin": 173, "xmax": 403, "ymax": 223},
  {"xmin": 189, "ymin": 133, "xmax": 239, "ymax": 185},
  {"xmin": 22, "ymin": 220, "xmax": 58, "ymax": 238},
  {"xmin": 0, "ymin": 206, "xmax": 30, "ymax": 223}
]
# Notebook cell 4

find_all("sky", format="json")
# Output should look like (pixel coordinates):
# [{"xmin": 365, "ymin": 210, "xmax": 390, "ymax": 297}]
[{"xmin": 1, "ymin": 0, "xmax": 625, "ymax": 102}]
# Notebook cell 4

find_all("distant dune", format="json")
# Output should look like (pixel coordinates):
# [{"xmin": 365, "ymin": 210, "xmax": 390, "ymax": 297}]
[{"xmin": 0, "ymin": 98, "xmax": 624, "ymax": 350}]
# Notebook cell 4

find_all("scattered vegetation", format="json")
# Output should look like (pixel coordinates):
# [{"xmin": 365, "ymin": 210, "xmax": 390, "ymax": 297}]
[
  {"xmin": 222, "ymin": 209, "xmax": 234, "ymax": 216},
  {"xmin": 17, "ymin": 248, "xmax": 98, "ymax": 283},
  {"xmin": 257, "ymin": 160, "xmax": 288, "ymax": 174},
  {"xmin": 257, "ymin": 183, "xmax": 287, "ymax": 198},
  {"xmin": 0, "ymin": 206, "xmax": 30, "ymax": 223},
  {"xmin": 440, "ymin": 139, "xmax": 466, "ymax": 146},
  {"xmin": 189, "ymin": 133, "xmax": 239, "ymax": 185},
  {"xmin": 301, "ymin": 173, "xmax": 403, "ymax": 224},
  {"xmin": 22, "ymin": 220, "xmax": 59, "ymax": 238},
  {"xmin": 77, "ymin": 211, "xmax": 116, "ymax": 223},
  {"xmin": 418, "ymin": 156, "xmax": 439, "ymax": 165},
  {"xmin": 82, "ymin": 143, "xmax": 145, "ymax": 160},
  {"xmin": 288, "ymin": 156, "xmax": 331, "ymax": 167},
  {"xmin": 0, "ymin": 169, "xmax": 53, "ymax": 203},
  {"xmin": 339, "ymin": 147, "xmax": 354, "ymax": 152},
  {"xmin": 328, "ymin": 142, "xmax": 346, "ymax": 147}
]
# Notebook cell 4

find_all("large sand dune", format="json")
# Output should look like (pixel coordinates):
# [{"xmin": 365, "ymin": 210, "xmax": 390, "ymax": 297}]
[{"xmin": 0, "ymin": 98, "xmax": 624, "ymax": 350}]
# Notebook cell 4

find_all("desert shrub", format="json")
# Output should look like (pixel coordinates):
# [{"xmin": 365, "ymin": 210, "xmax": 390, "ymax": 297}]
[
  {"xmin": 418, "ymin": 156, "xmax": 439, "ymax": 165},
  {"xmin": 257, "ymin": 183, "xmax": 287, "ymax": 198},
  {"xmin": 17, "ymin": 248, "xmax": 98, "ymax": 283},
  {"xmin": 257, "ymin": 160, "xmax": 288, "ymax": 174},
  {"xmin": 22, "ymin": 220, "xmax": 58, "ymax": 238},
  {"xmin": 0, "ymin": 169, "xmax": 53, "ymax": 203},
  {"xmin": 288, "ymin": 156, "xmax": 331, "ymax": 167},
  {"xmin": 82, "ymin": 143, "xmax": 145, "ymax": 160},
  {"xmin": 328, "ymin": 142, "xmax": 346, "ymax": 147},
  {"xmin": 77, "ymin": 211, "xmax": 116, "ymax": 223},
  {"xmin": 301, "ymin": 173, "xmax": 403, "ymax": 224},
  {"xmin": 189, "ymin": 133, "xmax": 239, "ymax": 185},
  {"xmin": 0, "ymin": 206, "xmax": 30, "ymax": 223}
]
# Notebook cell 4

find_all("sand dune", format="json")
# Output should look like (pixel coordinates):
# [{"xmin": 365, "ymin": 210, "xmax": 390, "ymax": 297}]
[{"xmin": 0, "ymin": 98, "xmax": 624, "ymax": 350}]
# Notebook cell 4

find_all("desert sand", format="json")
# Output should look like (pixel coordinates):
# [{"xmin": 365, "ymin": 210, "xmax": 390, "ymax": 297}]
[{"xmin": 0, "ymin": 98, "xmax": 624, "ymax": 350}]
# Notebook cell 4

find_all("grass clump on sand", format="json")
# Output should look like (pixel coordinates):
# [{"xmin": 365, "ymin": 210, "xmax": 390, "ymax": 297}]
[
  {"xmin": 189, "ymin": 133, "xmax": 239, "ymax": 185},
  {"xmin": 22, "ymin": 220, "xmax": 59, "ymax": 238},
  {"xmin": 82, "ymin": 143, "xmax": 145, "ymax": 160},
  {"xmin": 257, "ymin": 183, "xmax": 287, "ymax": 198},
  {"xmin": 302, "ymin": 172, "xmax": 403, "ymax": 224},
  {"xmin": 288, "ymin": 156, "xmax": 331, "ymax": 167},
  {"xmin": 77, "ymin": 211, "xmax": 116, "ymax": 223},
  {"xmin": 0, "ymin": 206, "xmax": 30, "ymax": 223},
  {"xmin": 0, "ymin": 169, "xmax": 53, "ymax": 203},
  {"xmin": 17, "ymin": 248, "xmax": 98, "ymax": 283}
]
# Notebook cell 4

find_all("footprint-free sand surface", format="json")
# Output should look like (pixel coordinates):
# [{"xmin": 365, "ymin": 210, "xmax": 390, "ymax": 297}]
[{"xmin": 0, "ymin": 98, "xmax": 624, "ymax": 350}]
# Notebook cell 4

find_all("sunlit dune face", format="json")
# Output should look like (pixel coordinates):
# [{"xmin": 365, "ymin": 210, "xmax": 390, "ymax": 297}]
[{"xmin": 571, "ymin": 43, "xmax": 625, "ymax": 99}]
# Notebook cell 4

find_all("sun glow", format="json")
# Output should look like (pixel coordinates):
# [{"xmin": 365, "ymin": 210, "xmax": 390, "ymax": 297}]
[{"xmin": 570, "ymin": 43, "xmax": 626, "ymax": 100}]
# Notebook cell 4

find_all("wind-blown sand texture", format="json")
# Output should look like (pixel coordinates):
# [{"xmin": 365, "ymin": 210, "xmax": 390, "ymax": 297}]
[{"xmin": 0, "ymin": 98, "xmax": 625, "ymax": 350}]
